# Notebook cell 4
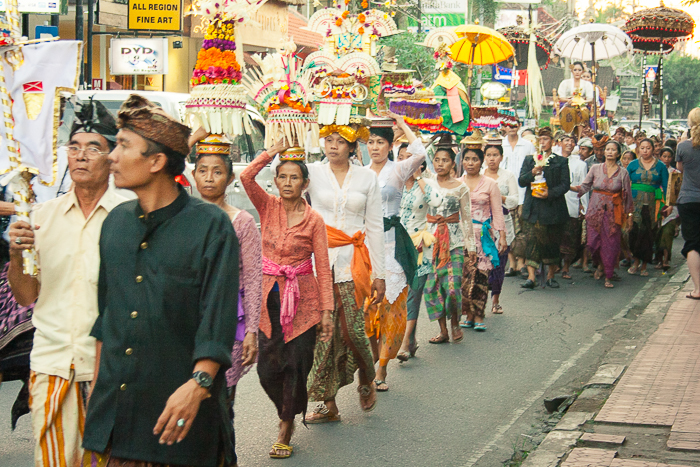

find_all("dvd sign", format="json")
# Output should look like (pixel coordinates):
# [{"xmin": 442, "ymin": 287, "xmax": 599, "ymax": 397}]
[{"xmin": 109, "ymin": 37, "xmax": 168, "ymax": 75}]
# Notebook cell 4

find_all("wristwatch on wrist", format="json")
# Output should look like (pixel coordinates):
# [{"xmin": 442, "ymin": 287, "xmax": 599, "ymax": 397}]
[
  {"xmin": 192, "ymin": 371, "xmax": 213, "ymax": 390},
  {"xmin": 415, "ymin": 176, "xmax": 423, "ymax": 181}
]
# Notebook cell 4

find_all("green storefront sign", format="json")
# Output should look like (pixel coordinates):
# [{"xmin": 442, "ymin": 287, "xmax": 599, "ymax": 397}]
[{"xmin": 408, "ymin": 13, "xmax": 464, "ymax": 29}]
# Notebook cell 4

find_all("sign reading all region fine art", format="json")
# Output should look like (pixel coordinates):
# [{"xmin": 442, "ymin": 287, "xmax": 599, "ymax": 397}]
[{"xmin": 128, "ymin": 0, "xmax": 181, "ymax": 31}]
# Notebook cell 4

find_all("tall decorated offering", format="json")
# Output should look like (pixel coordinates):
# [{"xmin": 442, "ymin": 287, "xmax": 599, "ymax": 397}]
[
  {"xmin": 243, "ymin": 38, "xmax": 319, "ymax": 156},
  {"xmin": 0, "ymin": 0, "xmax": 82, "ymax": 275},
  {"xmin": 301, "ymin": 6, "xmax": 399, "ymax": 126},
  {"xmin": 378, "ymin": 47, "xmax": 444, "ymax": 134},
  {"xmin": 186, "ymin": 0, "xmax": 266, "ymax": 136}
]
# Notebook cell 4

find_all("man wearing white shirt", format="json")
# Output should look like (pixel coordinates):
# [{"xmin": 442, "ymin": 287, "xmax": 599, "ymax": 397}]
[
  {"xmin": 559, "ymin": 134, "xmax": 589, "ymax": 279},
  {"xmin": 502, "ymin": 121, "xmax": 536, "ymax": 276},
  {"xmin": 502, "ymin": 121, "xmax": 537, "ymax": 204}
]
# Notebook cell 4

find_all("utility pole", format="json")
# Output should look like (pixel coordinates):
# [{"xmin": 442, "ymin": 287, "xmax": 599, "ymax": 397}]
[
  {"xmin": 87, "ymin": 0, "xmax": 94, "ymax": 88},
  {"xmin": 76, "ymin": 0, "xmax": 84, "ymax": 87}
]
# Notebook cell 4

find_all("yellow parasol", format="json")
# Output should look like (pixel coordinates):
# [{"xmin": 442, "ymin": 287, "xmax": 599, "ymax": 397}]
[
  {"xmin": 450, "ymin": 23, "xmax": 515, "ymax": 96},
  {"xmin": 450, "ymin": 24, "xmax": 515, "ymax": 66}
]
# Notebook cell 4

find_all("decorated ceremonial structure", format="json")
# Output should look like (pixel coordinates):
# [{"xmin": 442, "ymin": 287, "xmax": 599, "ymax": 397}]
[
  {"xmin": 243, "ymin": 37, "xmax": 319, "ymax": 157},
  {"xmin": 185, "ymin": 0, "xmax": 267, "ymax": 136}
]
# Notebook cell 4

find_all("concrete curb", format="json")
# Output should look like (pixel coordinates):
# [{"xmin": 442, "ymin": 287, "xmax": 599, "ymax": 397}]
[{"xmin": 520, "ymin": 265, "xmax": 691, "ymax": 467}]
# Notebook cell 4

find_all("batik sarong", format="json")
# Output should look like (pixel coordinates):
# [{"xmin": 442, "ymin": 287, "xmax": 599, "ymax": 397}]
[
  {"xmin": 424, "ymin": 247, "xmax": 464, "ymax": 321},
  {"xmin": 560, "ymin": 216, "xmax": 584, "ymax": 263},
  {"xmin": 488, "ymin": 247, "xmax": 510, "ymax": 296},
  {"xmin": 521, "ymin": 220, "xmax": 565, "ymax": 268},
  {"xmin": 364, "ymin": 286, "xmax": 408, "ymax": 366},
  {"xmin": 307, "ymin": 282, "xmax": 375, "ymax": 402},
  {"xmin": 461, "ymin": 259, "xmax": 490, "ymax": 319},
  {"xmin": 629, "ymin": 205, "xmax": 655, "ymax": 264}
]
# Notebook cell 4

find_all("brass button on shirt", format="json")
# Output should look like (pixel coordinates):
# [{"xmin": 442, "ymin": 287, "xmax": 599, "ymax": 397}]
[{"xmin": 83, "ymin": 188, "xmax": 240, "ymax": 467}]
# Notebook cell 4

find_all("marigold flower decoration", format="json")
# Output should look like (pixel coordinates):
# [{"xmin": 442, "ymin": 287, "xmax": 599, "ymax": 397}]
[{"xmin": 191, "ymin": 18, "xmax": 243, "ymax": 85}]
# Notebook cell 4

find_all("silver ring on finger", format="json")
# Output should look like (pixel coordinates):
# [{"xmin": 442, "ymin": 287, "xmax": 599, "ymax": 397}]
[
  {"xmin": 177, "ymin": 418, "xmax": 186, "ymax": 427},
  {"xmin": 15, "ymin": 237, "xmax": 21, "ymax": 245}
]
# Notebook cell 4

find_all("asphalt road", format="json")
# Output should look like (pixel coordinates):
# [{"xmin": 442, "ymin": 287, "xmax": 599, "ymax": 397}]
[{"xmin": 0, "ymin": 244, "xmax": 684, "ymax": 467}]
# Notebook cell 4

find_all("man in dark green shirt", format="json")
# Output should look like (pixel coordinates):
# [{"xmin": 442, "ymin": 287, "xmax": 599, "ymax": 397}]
[{"xmin": 83, "ymin": 95, "xmax": 239, "ymax": 467}]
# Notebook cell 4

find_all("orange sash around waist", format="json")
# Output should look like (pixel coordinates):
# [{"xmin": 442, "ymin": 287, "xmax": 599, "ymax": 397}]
[
  {"xmin": 427, "ymin": 212, "xmax": 460, "ymax": 269},
  {"xmin": 593, "ymin": 189, "xmax": 624, "ymax": 227},
  {"xmin": 326, "ymin": 225, "xmax": 372, "ymax": 308}
]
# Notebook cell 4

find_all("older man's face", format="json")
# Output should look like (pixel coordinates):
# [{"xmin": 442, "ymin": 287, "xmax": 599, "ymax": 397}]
[{"xmin": 66, "ymin": 132, "xmax": 111, "ymax": 189}]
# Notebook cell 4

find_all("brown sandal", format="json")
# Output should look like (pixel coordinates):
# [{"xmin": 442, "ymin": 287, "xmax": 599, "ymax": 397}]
[
  {"xmin": 358, "ymin": 384, "xmax": 376, "ymax": 412},
  {"xmin": 305, "ymin": 403, "xmax": 341, "ymax": 424},
  {"xmin": 429, "ymin": 333, "xmax": 449, "ymax": 344}
]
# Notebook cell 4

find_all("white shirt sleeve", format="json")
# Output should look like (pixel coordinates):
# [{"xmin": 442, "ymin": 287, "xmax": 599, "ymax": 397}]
[
  {"xmin": 365, "ymin": 174, "xmax": 386, "ymax": 281},
  {"xmin": 394, "ymin": 139, "xmax": 427, "ymax": 183},
  {"xmin": 503, "ymin": 171, "xmax": 520, "ymax": 210}
]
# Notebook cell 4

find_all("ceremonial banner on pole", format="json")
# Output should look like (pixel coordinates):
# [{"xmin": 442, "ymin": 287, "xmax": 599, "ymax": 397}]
[{"xmin": 0, "ymin": 40, "xmax": 83, "ymax": 185}]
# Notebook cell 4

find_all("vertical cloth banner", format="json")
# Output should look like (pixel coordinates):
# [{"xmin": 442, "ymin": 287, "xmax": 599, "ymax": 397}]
[{"xmin": 0, "ymin": 40, "xmax": 83, "ymax": 185}]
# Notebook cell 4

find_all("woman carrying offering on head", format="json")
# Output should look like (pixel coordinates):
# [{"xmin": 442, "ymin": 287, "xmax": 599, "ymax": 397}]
[
  {"xmin": 459, "ymin": 135, "xmax": 507, "ymax": 331},
  {"xmin": 191, "ymin": 135, "xmax": 263, "ymax": 465},
  {"xmin": 423, "ymin": 141, "xmax": 477, "ymax": 343},
  {"xmin": 626, "ymin": 138, "xmax": 669, "ymax": 276},
  {"xmin": 576, "ymin": 141, "xmax": 633, "ymax": 288},
  {"xmin": 364, "ymin": 113, "xmax": 425, "ymax": 390},
  {"xmin": 240, "ymin": 140, "xmax": 334, "ymax": 459},
  {"xmin": 482, "ymin": 137, "xmax": 518, "ymax": 314},
  {"xmin": 303, "ymin": 116, "xmax": 385, "ymax": 424},
  {"xmin": 396, "ymin": 142, "xmax": 443, "ymax": 361}
]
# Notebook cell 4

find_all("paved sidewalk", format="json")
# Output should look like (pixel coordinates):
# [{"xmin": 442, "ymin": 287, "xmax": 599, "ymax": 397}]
[
  {"xmin": 596, "ymin": 280, "xmax": 700, "ymax": 451},
  {"xmin": 523, "ymin": 267, "xmax": 700, "ymax": 467}
]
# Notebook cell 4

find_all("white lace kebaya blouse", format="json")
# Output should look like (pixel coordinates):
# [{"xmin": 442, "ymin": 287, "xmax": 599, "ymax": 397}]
[{"xmin": 305, "ymin": 161, "xmax": 386, "ymax": 285}]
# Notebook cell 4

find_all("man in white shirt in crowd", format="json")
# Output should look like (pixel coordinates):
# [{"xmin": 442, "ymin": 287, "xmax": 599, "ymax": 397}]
[
  {"xmin": 559, "ymin": 134, "xmax": 589, "ymax": 279},
  {"xmin": 7, "ymin": 99, "xmax": 127, "ymax": 467},
  {"xmin": 502, "ymin": 120, "xmax": 536, "ymax": 276}
]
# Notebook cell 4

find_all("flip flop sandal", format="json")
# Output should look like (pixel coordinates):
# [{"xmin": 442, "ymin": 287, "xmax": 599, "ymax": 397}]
[
  {"xmin": 397, "ymin": 350, "xmax": 410, "ymax": 362},
  {"xmin": 451, "ymin": 327, "xmax": 464, "ymax": 342},
  {"xmin": 627, "ymin": 266, "xmax": 639, "ymax": 275},
  {"xmin": 429, "ymin": 334, "xmax": 449, "ymax": 344},
  {"xmin": 409, "ymin": 344, "xmax": 419, "ymax": 358},
  {"xmin": 269, "ymin": 443, "xmax": 293, "ymax": 459},
  {"xmin": 561, "ymin": 272, "xmax": 572, "ymax": 279},
  {"xmin": 305, "ymin": 403, "xmax": 341, "ymax": 424},
  {"xmin": 492, "ymin": 304, "xmax": 503, "ymax": 314},
  {"xmin": 474, "ymin": 322, "xmax": 487, "ymax": 332},
  {"xmin": 604, "ymin": 281, "xmax": 614, "ymax": 288},
  {"xmin": 582, "ymin": 267, "xmax": 594, "ymax": 274},
  {"xmin": 374, "ymin": 379, "xmax": 389, "ymax": 392},
  {"xmin": 640, "ymin": 270, "xmax": 649, "ymax": 277},
  {"xmin": 686, "ymin": 294, "xmax": 700, "ymax": 300},
  {"xmin": 459, "ymin": 319, "xmax": 474, "ymax": 328},
  {"xmin": 610, "ymin": 272, "xmax": 621, "ymax": 281},
  {"xmin": 358, "ymin": 384, "xmax": 376, "ymax": 412}
]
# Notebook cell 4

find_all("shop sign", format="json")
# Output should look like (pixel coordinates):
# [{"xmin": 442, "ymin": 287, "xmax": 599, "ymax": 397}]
[
  {"xmin": 0, "ymin": 0, "xmax": 67, "ymax": 14},
  {"xmin": 110, "ymin": 37, "xmax": 169, "ymax": 75},
  {"xmin": 620, "ymin": 86, "xmax": 638, "ymax": 100},
  {"xmin": 128, "ymin": 0, "xmax": 181, "ymax": 31}
]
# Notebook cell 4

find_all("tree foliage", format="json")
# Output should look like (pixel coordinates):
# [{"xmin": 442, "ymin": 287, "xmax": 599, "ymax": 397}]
[
  {"xmin": 663, "ymin": 53, "xmax": 700, "ymax": 118},
  {"xmin": 378, "ymin": 33, "xmax": 438, "ymax": 84}
]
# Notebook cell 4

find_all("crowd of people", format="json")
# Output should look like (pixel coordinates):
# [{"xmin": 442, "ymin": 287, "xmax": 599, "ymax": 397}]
[{"xmin": 0, "ymin": 92, "xmax": 699, "ymax": 467}]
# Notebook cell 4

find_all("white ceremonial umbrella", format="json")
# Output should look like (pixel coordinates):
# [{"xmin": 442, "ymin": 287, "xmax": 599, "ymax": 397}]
[
  {"xmin": 553, "ymin": 22, "xmax": 633, "ymax": 61},
  {"xmin": 554, "ymin": 22, "xmax": 632, "ymax": 131}
]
